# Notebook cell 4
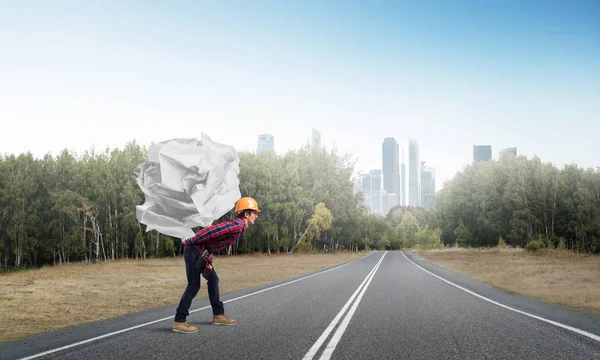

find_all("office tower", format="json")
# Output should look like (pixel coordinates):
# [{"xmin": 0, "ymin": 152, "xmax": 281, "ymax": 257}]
[
  {"xmin": 408, "ymin": 138, "xmax": 421, "ymax": 206},
  {"xmin": 361, "ymin": 170, "xmax": 383, "ymax": 215},
  {"xmin": 499, "ymin": 147, "xmax": 517, "ymax": 159},
  {"xmin": 382, "ymin": 191, "xmax": 399, "ymax": 215},
  {"xmin": 361, "ymin": 173, "xmax": 372, "ymax": 212},
  {"xmin": 369, "ymin": 170, "xmax": 383, "ymax": 215},
  {"xmin": 311, "ymin": 128, "xmax": 321, "ymax": 148},
  {"xmin": 256, "ymin": 134, "xmax": 274, "ymax": 155},
  {"xmin": 473, "ymin": 145, "xmax": 492, "ymax": 162},
  {"xmin": 382, "ymin": 138, "xmax": 400, "ymax": 206},
  {"xmin": 401, "ymin": 149, "xmax": 406, "ymax": 206},
  {"xmin": 421, "ymin": 163, "xmax": 436, "ymax": 210}
]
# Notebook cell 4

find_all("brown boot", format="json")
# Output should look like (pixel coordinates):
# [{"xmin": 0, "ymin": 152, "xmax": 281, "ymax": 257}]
[
  {"xmin": 172, "ymin": 321, "xmax": 198, "ymax": 333},
  {"xmin": 212, "ymin": 314, "xmax": 237, "ymax": 326}
]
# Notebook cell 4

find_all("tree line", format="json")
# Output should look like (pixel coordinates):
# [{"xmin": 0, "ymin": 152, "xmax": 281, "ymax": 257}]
[
  {"xmin": 432, "ymin": 155, "xmax": 600, "ymax": 253},
  {"xmin": 1, "ymin": 143, "xmax": 598, "ymax": 269}
]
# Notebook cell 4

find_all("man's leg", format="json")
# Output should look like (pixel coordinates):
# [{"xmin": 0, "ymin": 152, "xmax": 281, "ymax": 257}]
[
  {"xmin": 206, "ymin": 267, "xmax": 224, "ymax": 315},
  {"xmin": 207, "ymin": 268, "xmax": 237, "ymax": 325},
  {"xmin": 174, "ymin": 246, "xmax": 201, "ymax": 332}
]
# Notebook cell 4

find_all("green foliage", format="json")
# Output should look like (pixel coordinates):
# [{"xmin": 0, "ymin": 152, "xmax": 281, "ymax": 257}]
[
  {"xmin": 413, "ymin": 225, "xmax": 444, "ymax": 250},
  {"xmin": 454, "ymin": 220, "xmax": 475, "ymax": 248},
  {"xmin": 2, "ymin": 141, "xmax": 599, "ymax": 269},
  {"xmin": 0, "ymin": 142, "xmax": 151, "ymax": 268},
  {"xmin": 525, "ymin": 239, "xmax": 545, "ymax": 252},
  {"xmin": 432, "ymin": 155, "xmax": 600, "ymax": 254},
  {"xmin": 497, "ymin": 237, "xmax": 507, "ymax": 248}
]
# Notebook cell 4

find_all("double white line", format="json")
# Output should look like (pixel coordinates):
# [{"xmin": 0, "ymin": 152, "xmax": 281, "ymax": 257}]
[{"xmin": 303, "ymin": 251, "xmax": 388, "ymax": 360}]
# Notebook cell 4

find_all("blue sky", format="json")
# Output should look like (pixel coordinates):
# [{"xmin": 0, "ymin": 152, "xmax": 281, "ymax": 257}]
[{"xmin": 1, "ymin": 0, "xmax": 599, "ymax": 190}]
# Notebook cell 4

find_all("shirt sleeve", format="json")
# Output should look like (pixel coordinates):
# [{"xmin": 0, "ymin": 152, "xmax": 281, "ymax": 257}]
[
  {"xmin": 202, "ymin": 221, "xmax": 246, "ymax": 252},
  {"xmin": 184, "ymin": 222, "xmax": 230, "ymax": 246}
]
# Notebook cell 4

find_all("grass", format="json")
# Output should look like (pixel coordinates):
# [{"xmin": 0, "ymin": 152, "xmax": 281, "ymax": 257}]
[
  {"xmin": 0, "ymin": 251, "xmax": 367, "ymax": 343},
  {"xmin": 415, "ymin": 247, "xmax": 600, "ymax": 313}
]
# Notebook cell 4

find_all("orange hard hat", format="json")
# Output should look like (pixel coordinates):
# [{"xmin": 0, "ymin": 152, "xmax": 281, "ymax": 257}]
[{"xmin": 235, "ymin": 197, "xmax": 261, "ymax": 213}]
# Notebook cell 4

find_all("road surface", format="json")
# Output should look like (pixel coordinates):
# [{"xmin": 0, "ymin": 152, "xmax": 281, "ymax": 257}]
[{"xmin": 2, "ymin": 251, "xmax": 600, "ymax": 359}]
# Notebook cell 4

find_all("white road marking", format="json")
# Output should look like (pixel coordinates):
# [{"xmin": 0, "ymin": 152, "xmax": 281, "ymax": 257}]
[
  {"xmin": 16, "ymin": 252, "xmax": 375, "ymax": 360},
  {"xmin": 303, "ymin": 251, "xmax": 387, "ymax": 360},
  {"xmin": 319, "ymin": 251, "xmax": 387, "ymax": 360},
  {"xmin": 401, "ymin": 251, "xmax": 600, "ymax": 343}
]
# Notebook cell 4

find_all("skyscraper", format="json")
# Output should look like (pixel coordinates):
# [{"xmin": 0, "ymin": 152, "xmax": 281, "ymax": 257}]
[
  {"xmin": 361, "ymin": 173, "xmax": 372, "ymax": 212},
  {"xmin": 499, "ymin": 147, "xmax": 517, "ymax": 159},
  {"xmin": 473, "ymin": 145, "xmax": 492, "ymax": 162},
  {"xmin": 421, "ymin": 163, "xmax": 436, "ymax": 210},
  {"xmin": 408, "ymin": 138, "xmax": 421, "ymax": 207},
  {"xmin": 382, "ymin": 138, "xmax": 400, "ymax": 206},
  {"xmin": 311, "ymin": 128, "xmax": 321, "ymax": 148},
  {"xmin": 401, "ymin": 149, "xmax": 406, "ymax": 206},
  {"xmin": 361, "ymin": 170, "xmax": 383, "ymax": 215},
  {"xmin": 369, "ymin": 170, "xmax": 383, "ymax": 215},
  {"xmin": 256, "ymin": 134, "xmax": 274, "ymax": 155}
]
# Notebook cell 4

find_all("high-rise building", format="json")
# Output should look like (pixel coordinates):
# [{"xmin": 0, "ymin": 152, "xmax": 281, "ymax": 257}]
[
  {"xmin": 311, "ymin": 128, "xmax": 321, "ymax": 148},
  {"xmin": 408, "ymin": 139, "xmax": 421, "ymax": 207},
  {"xmin": 499, "ymin": 147, "xmax": 517, "ymax": 159},
  {"xmin": 382, "ymin": 138, "xmax": 401, "ymax": 206},
  {"xmin": 382, "ymin": 191, "xmax": 399, "ymax": 215},
  {"xmin": 361, "ymin": 170, "xmax": 383, "ymax": 215},
  {"xmin": 421, "ymin": 163, "xmax": 436, "ymax": 210},
  {"xmin": 361, "ymin": 173, "xmax": 372, "ymax": 212},
  {"xmin": 369, "ymin": 170, "xmax": 382, "ymax": 215},
  {"xmin": 401, "ymin": 149, "xmax": 406, "ymax": 206},
  {"xmin": 256, "ymin": 134, "xmax": 274, "ymax": 155},
  {"xmin": 473, "ymin": 145, "xmax": 492, "ymax": 162}
]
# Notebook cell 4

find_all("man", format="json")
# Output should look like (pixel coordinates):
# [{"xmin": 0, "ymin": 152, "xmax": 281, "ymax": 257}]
[{"xmin": 172, "ymin": 197, "xmax": 260, "ymax": 333}]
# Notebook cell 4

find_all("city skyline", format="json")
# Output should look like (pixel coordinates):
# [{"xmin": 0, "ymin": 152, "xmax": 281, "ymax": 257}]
[
  {"xmin": 360, "ymin": 136, "xmax": 439, "ymax": 214},
  {"xmin": 1, "ymin": 1, "xmax": 598, "ymax": 191}
]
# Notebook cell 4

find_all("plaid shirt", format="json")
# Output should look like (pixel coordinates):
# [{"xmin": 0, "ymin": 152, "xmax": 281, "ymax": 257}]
[{"xmin": 183, "ymin": 218, "xmax": 247, "ymax": 254}]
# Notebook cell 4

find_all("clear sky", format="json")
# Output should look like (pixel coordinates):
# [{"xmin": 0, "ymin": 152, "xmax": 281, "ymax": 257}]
[{"xmin": 1, "ymin": 0, "xmax": 599, "ymax": 189}]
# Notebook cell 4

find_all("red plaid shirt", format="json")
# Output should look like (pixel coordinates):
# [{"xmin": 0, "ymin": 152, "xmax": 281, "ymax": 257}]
[{"xmin": 183, "ymin": 218, "xmax": 247, "ymax": 254}]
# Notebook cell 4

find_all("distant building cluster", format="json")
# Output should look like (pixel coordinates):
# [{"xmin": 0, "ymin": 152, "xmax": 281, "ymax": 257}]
[
  {"xmin": 254, "ymin": 129, "xmax": 519, "ymax": 217},
  {"xmin": 358, "ymin": 137, "xmax": 436, "ymax": 216},
  {"xmin": 474, "ymin": 145, "xmax": 518, "ymax": 162},
  {"xmin": 256, "ymin": 128, "xmax": 323, "ymax": 155}
]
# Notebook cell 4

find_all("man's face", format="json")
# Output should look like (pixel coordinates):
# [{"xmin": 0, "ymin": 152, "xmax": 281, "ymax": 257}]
[{"xmin": 246, "ymin": 211, "xmax": 258, "ymax": 225}]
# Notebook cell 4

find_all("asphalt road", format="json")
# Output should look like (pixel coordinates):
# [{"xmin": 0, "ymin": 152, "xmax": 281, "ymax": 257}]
[{"xmin": 2, "ymin": 251, "xmax": 600, "ymax": 359}]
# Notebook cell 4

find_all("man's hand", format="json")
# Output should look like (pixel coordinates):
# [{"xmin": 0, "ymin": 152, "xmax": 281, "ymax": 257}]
[{"xmin": 181, "ymin": 238, "xmax": 188, "ymax": 245}]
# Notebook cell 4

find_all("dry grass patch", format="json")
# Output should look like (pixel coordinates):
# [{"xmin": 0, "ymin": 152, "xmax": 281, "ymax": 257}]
[
  {"xmin": 415, "ymin": 248, "xmax": 600, "ymax": 312},
  {"xmin": 0, "ymin": 251, "xmax": 367, "ymax": 342}
]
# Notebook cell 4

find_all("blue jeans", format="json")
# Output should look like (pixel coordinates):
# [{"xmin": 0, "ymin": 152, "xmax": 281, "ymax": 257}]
[{"xmin": 175, "ymin": 246, "xmax": 224, "ymax": 322}]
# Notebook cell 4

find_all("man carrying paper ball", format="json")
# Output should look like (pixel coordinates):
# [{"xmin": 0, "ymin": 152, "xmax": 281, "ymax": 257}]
[{"xmin": 172, "ymin": 197, "xmax": 260, "ymax": 333}]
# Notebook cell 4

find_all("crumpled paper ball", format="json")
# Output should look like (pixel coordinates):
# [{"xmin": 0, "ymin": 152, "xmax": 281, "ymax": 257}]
[{"xmin": 134, "ymin": 134, "xmax": 241, "ymax": 239}]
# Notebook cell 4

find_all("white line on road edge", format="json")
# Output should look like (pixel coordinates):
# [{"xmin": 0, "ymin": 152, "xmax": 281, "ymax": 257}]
[
  {"xmin": 16, "ymin": 252, "xmax": 376, "ymax": 360},
  {"xmin": 401, "ymin": 251, "xmax": 600, "ymax": 343},
  {"xmin": 319, "ymin": 251, "xmax": 387, "ymax": 360},
  {"xmin": 303, "ymin": 251, "xmax": 387, "ymax": 360}
]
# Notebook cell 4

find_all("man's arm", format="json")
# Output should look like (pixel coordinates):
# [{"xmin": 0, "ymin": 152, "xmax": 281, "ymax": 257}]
[
  {"xmin": 183, "ymin": 222, "xmax": 228, "ymax": 246},
  {"xmin": 183, "ymin": 220, "xmax": 243, "ymax": 246}
]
